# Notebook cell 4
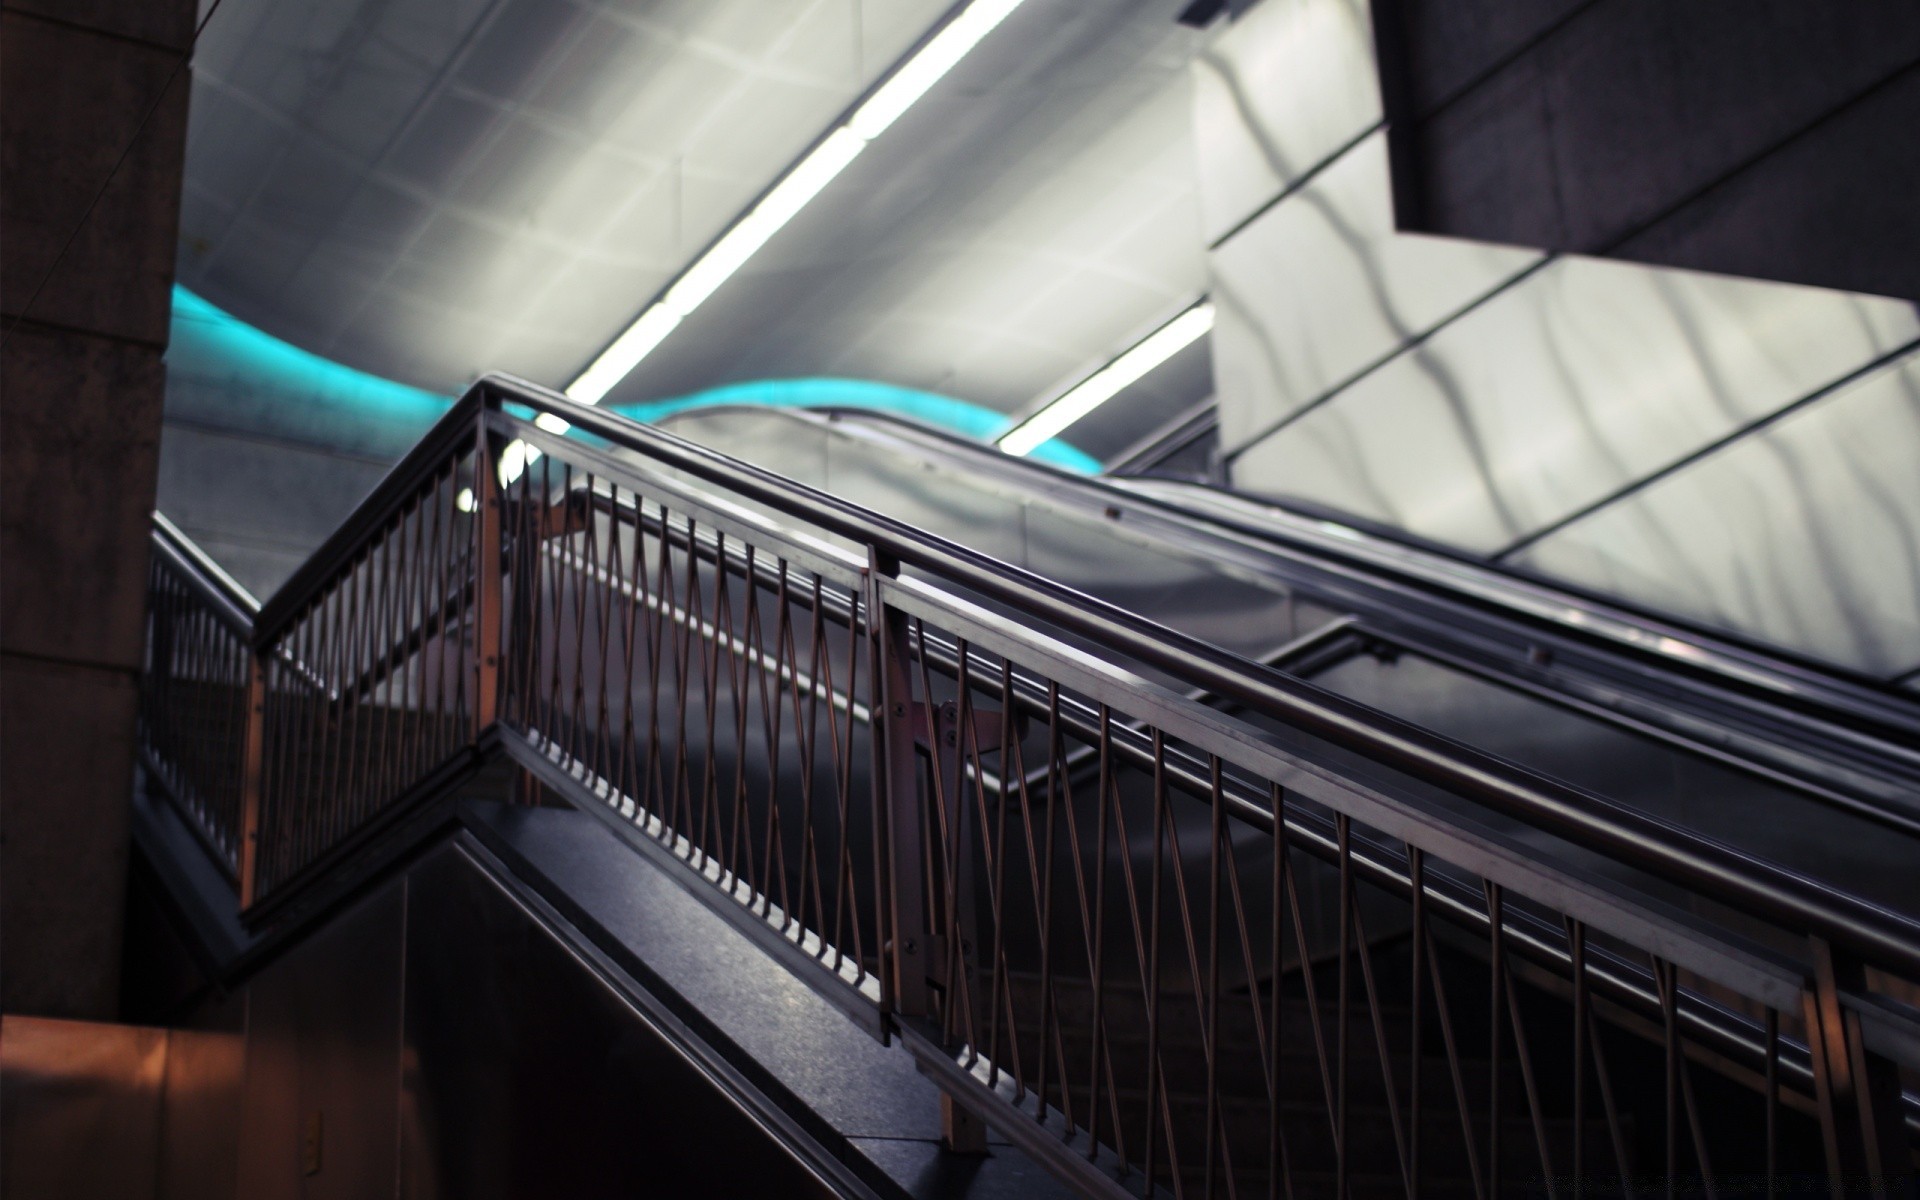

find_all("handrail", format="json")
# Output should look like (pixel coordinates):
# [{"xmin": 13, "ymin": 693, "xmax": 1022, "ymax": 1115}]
[
  {"xmin": 1103, "ymin": 398, "xmax": 1219, "ymax": 476},
  {"xmin": 253, "ymin": 390, "xmax": 483, "ymax": 640},
  {"xmin": 489, "ymin": 375, "xmax": 1920, "ymax": 980},
  {"xmin": 673, "ymin": 402, "xmax": 1920, "ymax": 858},
  {"xmin": 140, "ymin": 377, "xmax": 1919, "ymax": 1189},
  {"xmin": 788, "ymin": 403, "xmax": 1920, "ymax": 746},
  {"xmin": 152, "ymin": 511, "xmax": 259, "ymax": 631}
]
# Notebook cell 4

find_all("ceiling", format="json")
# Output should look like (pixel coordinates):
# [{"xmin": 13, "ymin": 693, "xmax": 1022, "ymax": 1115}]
[{"xmin": 176, "ymin": 0, "xmax": 1212, "ymax": 420}]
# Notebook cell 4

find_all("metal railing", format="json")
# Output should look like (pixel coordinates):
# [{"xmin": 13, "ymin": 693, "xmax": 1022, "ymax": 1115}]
[
  {"xmin": 137, "ymin": 376, "xmax": 1920, "ymax": 1196},
  {"xmin": 140, "ymin": 514, "xmax": 258, "ymax": 876}
]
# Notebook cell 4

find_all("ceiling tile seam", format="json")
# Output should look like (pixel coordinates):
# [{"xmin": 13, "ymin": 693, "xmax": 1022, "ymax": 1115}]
[
  {"xmin": 999, "ymin": 293, "xmax": 1212, "ymax": 431},
  {"xmin": 487, "ymin": 4, "xmax": 890, "ymax": 354},
  {"xmin": 546, "ymin": 0, "xmax": 1055, "ymax": 412},
  {"xmin": 316, "ymin": 3, "xmax": 631, "ymax": 359},
  {"xmin": 311, "ymin": 33, "xmax": 672, "ymax": 355},
  {"xmin": 514, "ymin": 0, "xmax": 1182, "ymax": 403},
  {"xmin": 227, "ymin": 0, "xmax": 525, "ymax": 353},
  {"xmin": 906, "ymin": 185, "xmax": 1205, "ymax": 395},
  {"xmin": 576, "ymin": 0, "xmax": 862, "ymax": 85},
  {"xmin": 709, "ymin": 87, "xmax": 1202, "ymax": 394},
  {"xmin": 183, "ymin": 75, "xmax": 324, "ymax": 280}
]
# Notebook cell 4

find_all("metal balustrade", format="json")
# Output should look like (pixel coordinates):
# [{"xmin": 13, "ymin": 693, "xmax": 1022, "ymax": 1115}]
[
  {"xmin": 137, "ymin": 376, "xmax": 1920, "ymax": 1196},
  {"xmin": 140, "ymin": 514, "xmax": 257, "ymax": 876}
]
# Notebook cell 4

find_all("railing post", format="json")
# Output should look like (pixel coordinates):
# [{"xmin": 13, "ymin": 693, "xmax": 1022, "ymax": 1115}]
[
  {"xmin": 870, "ymin": 553, "xmax": 929, "ymax": 1021},
  {"xmin": 871, "ymin": 557, "xmax": 986, "ymax": 1154},
  {"xmin": 1804, "ymin": 939, "xmax": 1909, "ymax": 1197},
  {"xmin": 472, "ymin": 406, "xmax": 503, "ymax": 736},
  {"xmin": 237, "ymin": 649, "xmax": 267, "ymax": 907}
]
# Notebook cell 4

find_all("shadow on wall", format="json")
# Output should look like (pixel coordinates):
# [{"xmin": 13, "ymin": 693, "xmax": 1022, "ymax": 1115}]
[{"xmin": 1196, "ymin": 0, "xmax": 1920, "ymax": 680}]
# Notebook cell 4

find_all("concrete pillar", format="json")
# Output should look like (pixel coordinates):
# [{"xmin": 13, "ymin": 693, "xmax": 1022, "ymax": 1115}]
[{"xmin": 1, "ymin": 0, "xmax": 196, "ymax": 1017}]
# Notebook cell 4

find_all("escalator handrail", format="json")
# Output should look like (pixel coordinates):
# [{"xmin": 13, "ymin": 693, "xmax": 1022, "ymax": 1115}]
[
  {"xmin": 788, "ymin": 403, "xmax": 1920, "ymax": 744},
  {"xmin": 217, "ymin": 376, "xmax": 1920, "ymax": 978},
  {"xmin": 470, "ymin": 376, "xmax": 1920, "ymax": 981}
]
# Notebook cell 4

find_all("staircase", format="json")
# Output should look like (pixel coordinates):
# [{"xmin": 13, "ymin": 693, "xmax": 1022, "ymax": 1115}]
[{"xmin": 115, "ymin": 377, "xmax": 1920, "ymax": 1197}]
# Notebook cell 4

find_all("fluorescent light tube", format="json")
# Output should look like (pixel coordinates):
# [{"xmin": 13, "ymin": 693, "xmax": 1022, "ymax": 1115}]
[
  {"xmin": 847, "ymin": 0, "xmax": 1025, "ymax": 140},
  {"xmin": 663, "ymin": 128, "xmax": 867, "ymax": 318},
  {"xmin": 998, "ymin": 301, "xmax": 1214, "ymax": 458},
  {"xmin": 566, "ymin": 305, "xmax": 684, "ymax": 405},
  {"xmin": 562, "ymin": 0, "xmax": 1027, "ymax": 405}
]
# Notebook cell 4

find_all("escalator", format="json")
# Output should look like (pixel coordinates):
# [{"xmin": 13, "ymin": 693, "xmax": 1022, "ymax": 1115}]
[
  {"xmin": 123, "ymin": 377, "xmax": 1920, "ymax": 1198},
  {"xmin": 655, "ymin": 403, "xmax": 1920, "ymax": 924}
]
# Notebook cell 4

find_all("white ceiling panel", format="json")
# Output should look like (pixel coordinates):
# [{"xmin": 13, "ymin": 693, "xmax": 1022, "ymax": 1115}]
[{"xmin": 180, "ymin": 0, "xmax": 1206, "ymax": 431}]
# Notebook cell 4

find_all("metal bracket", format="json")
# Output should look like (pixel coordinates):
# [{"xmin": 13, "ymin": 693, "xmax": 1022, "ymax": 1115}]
[{"xmin": 906, "ymin": 699, "xmax": 1015, "ymax": 754}]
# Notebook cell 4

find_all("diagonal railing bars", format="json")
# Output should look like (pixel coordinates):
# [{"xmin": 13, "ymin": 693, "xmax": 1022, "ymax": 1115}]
[{"xmin": 139, "ymin": 376, "xmax": 1920, "ymax": 1197}]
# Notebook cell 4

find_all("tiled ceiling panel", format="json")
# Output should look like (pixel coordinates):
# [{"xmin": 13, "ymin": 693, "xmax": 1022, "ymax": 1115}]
[
  {"xmin": 611, "ymin": 0, "xmax": 1206, "ymax": 413},
  {"xmin": 179, "ymin": 0, "xmax": 962, "ymax": 390},
  {"xmin": 179, "ymin": 0, "xmax": 1206, "ymax": 434}
]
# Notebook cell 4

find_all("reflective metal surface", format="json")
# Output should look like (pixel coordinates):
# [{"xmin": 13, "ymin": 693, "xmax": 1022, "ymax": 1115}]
[
  {"xmin": 661, "ymin": 406, "xmax": 1345, "ymax": 665},
  {"xmin": 1229, "ymin": 256, "xmax": 1920, "ymax": 556},
  {"xmin": 1189, "ymin": 0, "xmax": 1382, "ymax": 242},
  {"xmin": 156, "ymin": 1023, "xmax": 246, "ymax": 1200},
  {"xmin": 1210, "ymin": 131, "xmax": 1540, "ymax": 451},
  {"xmin": 1514, "ymin": 349, "xmax": 1920, "ymax": 677},
  {"xmin": 236, "ymin": 882, "xmax": 405, "ymax": 1200},
  {"xmin": 1308, "ymin": 651, "xmax": 1920, "ymax": 918},
  {"xmin": 665, "ymin": 404, "xmax": 1920, "ymax": 933},
  {"xmin": 136, "ymin": 380, "xmax": 1920, "ymax": 1195},
  {"xmin": 399, "ymin": 844, "xmax": 847, "ymax": 1199}
]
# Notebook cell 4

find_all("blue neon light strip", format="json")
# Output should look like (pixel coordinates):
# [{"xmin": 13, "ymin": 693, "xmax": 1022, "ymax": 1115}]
[
  {"xmin": 168, "ymin": 286, "xmax": 1099, "ymax": 472},
  {"xmin": 170, "ymin": 285, "xmax": 452, "ymax": 422}
]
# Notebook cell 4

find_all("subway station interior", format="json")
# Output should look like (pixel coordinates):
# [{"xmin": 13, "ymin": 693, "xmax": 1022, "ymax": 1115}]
[{"xmin": 3, "ymin": 0, "xmax": 1919, "ymax": 1195}]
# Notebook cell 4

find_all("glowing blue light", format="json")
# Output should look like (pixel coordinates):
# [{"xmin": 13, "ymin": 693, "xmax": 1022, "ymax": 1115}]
[
  {"xmin": 169, "ymin": 286, "xmax": 452, "ymax": 426},
  {"xmin": 167, "ymin": 288, "xmax": 1100, "ymax": 473}
]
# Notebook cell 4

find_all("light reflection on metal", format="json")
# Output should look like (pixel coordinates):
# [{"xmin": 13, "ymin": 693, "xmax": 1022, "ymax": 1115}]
[{"xmin": 136, "ymin": 377, "xmax": 1920, "ymax": 1195}]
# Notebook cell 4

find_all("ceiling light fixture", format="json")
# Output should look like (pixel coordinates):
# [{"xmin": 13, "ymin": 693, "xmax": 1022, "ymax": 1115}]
[
  {"xmin": 563, "ymin": 0, "xmax": 1027, "ymax": 407},
  {"xmin": 997, "ymin": 300, "xmax": 1215, "ymax": 458}
]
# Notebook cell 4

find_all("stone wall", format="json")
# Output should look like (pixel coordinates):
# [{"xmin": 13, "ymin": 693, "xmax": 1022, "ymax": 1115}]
[{"xmin": 1, "ymin": 0, "xmax": 197, "ymax": 1017}]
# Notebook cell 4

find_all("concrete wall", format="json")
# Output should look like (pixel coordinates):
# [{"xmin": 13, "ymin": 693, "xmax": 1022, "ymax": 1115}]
[
  {"xmin": 155, "ymin": 423, "xmax": 394, "ymax": 602},
  {"xmin": 1, "ymin": 0, "xmax": 197, "ymax": 1017},
  {"xmin": 1195, "ymin": 0, "xmax": 1920, "ymax": 677},
  {"xmin": 1380, "ymin": 0, "xmax": 1920, "ymax": 302},
  {"xmin": 152, "ymin": 286, "xmax": 453, "ymax": 599}
]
